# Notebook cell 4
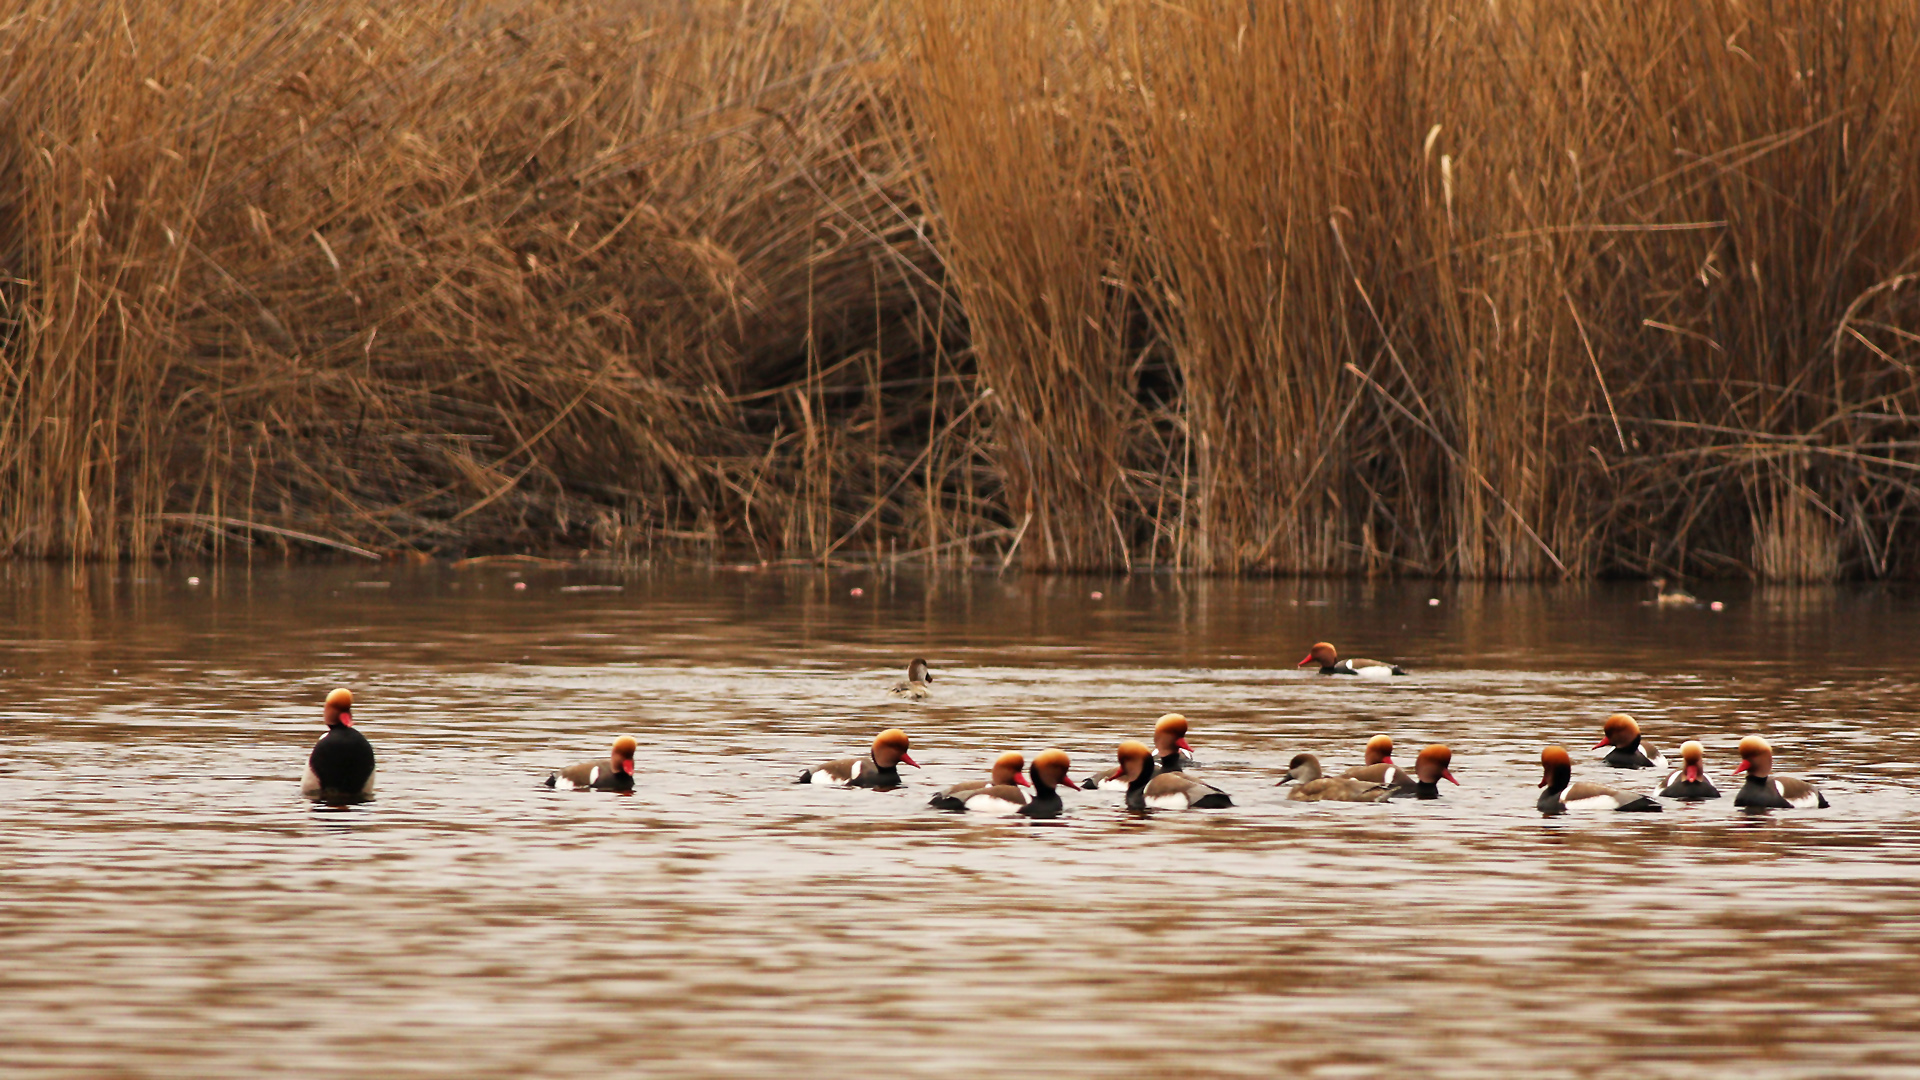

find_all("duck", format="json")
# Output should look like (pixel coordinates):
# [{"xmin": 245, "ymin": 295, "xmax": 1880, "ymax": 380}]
[
  {"xmin": 302, "ymin": 687, "xmax": 376, "ymax": 800},
  {"xmin": 929, "ymin": 752, "xmax": 1029, "ymax": 811},
  {"xmin": 1658, "ymin": 740, "xmax": 1721, "ymax": 800},
  {"xmin": 887, "ymin": 658, "xmax": 933, "ymax": 700},
  {"xmin": 1079, "ymin": 713, "xmax": 1194, "ymax": 789},
  {"xmin": 1337, "ymin": 733, "xmax": 1416, "ymax": 792},
  {"xmin": 545, "ymin": 735, "xmax": 638, "ymax": 792},
  {"xmin": 1115, "ymin": 740, "xmax": 1233, "ymax": 810},
  {"xmin": 1408, "ymin": 744, "xmax": 1459, "ymax": 800},
  {"xmin": 1732, "ymin": 735, "xmax": 1829, "ymax": 809},
  {"xmin": 1277, "ymin": 753, "xmax": 1392, "ymax": 802},
  {"xmin": 1299, "ymin": 642, "xmax": 1407, "ymax": 677},
  {"xmin": 796, "ymin": 728, "xmax": 919, "ymax": 788},
  {"xmin": 1651, "ymin": 577, "xmax": 1699, "ymax": 606},
  {"xmin": 1593, "ymin": 713, "xmax": 1668, "ymax": 770},
  {"xmin": 1018, "ymin": 750, "xmax": 1079, "ymax": 819},
  {"xmin": 1536, "ymin": 745, "xmax": 1662, "ymax": 813}
]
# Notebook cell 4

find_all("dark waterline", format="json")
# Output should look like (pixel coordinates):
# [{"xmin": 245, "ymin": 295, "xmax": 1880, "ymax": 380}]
[{"xmin": 4, "ymin": 565, "xmax": 1920, "ymax": 1077}]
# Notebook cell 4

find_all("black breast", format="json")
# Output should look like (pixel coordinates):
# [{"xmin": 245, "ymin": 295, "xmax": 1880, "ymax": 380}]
[{"xmin": 310, "ymin": 725, "xmax": 376, "ymax": 792}]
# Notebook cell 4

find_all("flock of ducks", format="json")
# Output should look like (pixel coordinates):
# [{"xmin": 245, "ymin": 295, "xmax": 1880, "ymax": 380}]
[{"xmin": 300, "ymin": 642, "xmax": 1830, "ymax": 815}]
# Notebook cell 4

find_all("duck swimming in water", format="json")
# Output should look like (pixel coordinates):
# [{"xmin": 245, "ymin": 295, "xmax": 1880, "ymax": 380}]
[
  {"xmin": 1337, "ymin": 734, "xmax": 1416, "ymax": 793},
  {"xmin": 1593, "ymin": 713, "xmax": 1668, "ymax": 770},
  {"xmin": 302, "ymin": 687, "xmax": 376, "ymax": 801},
  {"xmin": 797, "ymin": 728, "xmax": 919, "ymax": 788},
  {"xmin": 1658, "ymin": 740, "xmax": 1721, "ymax": 800},
  {"xmin": 1115, "ymin": 741, "xmax": 1233, "ymax": 810},
  {"xmin": 1537, "ymin": 745, "xmax": 1662, "ymax": 814},
  {"xmin": 1732, "ymin": 735, "xmax": 1828, "ymax": 809},
  {"xmin": 1278, "ymin": 753, "xmax": 1392, "ymax": 802},
  {"xmin": 545, "ymin": 735, "xmax": 638, "ymax": 792},
  {"xmin": 929, "ymin": 751, "xmax": 1028, "ymax": 811},
  {"xmin": 1080, "ymin": 713, "xmax": 1194, "ymax": 789},
  {"xmin": 887, "ymin": 658, "xmax": 933, "ymax": 700},
  {"xmin": 1299, "ymin": 642, "xmax": 1407, "ymax": 678}
]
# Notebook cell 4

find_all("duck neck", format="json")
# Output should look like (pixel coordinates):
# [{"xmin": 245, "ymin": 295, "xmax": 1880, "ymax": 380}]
[
  {"xmin": 1544, "ymin": 764, "xmax": 1571, "ymax": 795},
  {"xmin": 1125, "ymin": 766, "xmax": 1152, "ymax": 809},
  {"xmin": 1157, "ymin": 750, "xmax": 1185, "ymax": 773},
  {"xmin": 1413, "ymin": 780, "xmax": 1441, "ymax": 800}
]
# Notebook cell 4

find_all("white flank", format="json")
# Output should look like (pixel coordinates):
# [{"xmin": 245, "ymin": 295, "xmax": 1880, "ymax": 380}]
[
  {"xmin": 1563, "ymin": 794, "xmax": 1624, "ymax": 811},
  {"xmin": 809, "ymin": 769, "xmax": 837, "ymax": 786},
  {"xmin": 361, "ymin": 768, "xmax": 377, "ymax": 795},
  {"xmin": 1145, "ymin": 792, "xmax": 1192, "ymax": 810},
  {"xmin": 300, "ymin": 765, "xmax": 321, "ymax": 795},
  {"xmin": 1356, "ymin": 665, "xmax": 1393, "ymax": 680},
  {"xmin": 964, "ymin": 794, "xmax": 1025, "ymax": 816},
  {"xmin": 1646, "ymin": 750, "xmax": 1669, "ymax": 771}
]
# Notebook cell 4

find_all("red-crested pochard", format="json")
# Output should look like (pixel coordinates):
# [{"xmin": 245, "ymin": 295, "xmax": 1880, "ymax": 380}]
[
  {"xmin": 302, "ymin": 687, "xmax": 376, "ymax": 800},
  {"xmin": 1080, "ymin": 713, "xmax": 1195, "ymax": 789},
  {"xmin": 1337, "ymin": 734, "xmax": 1416, "ymax": 792},
  {"xmin": 933, "ymin": 750, "xmax": 1081, "ymax": 817},
  {"xmin": 1658, "ymin": 740, "xmax": 1721, "ymax": 800},
  {"xmin": 1409, "ymin": 744, "xmax": 1459, "ymax": 800},
  {"xmin": 545, "ymin": 735, "xmax": 638, "ymax": 792},
  {"xmin": 1732, "ymin": 736, "xmax": 1828, "ymax": 809},
  {"xmin": 929, "ymin": 751, "xmax": 1029, "ymax": 811},
  {"xmin": 1537, "ymin": 745, "xmax": 1662, "ymax": 814},
  {"xmin": 1278, "ymin": 753, "xmax": 1391, "ymax": 802},
  {"xmin": 1593, "ymin": 713, "xmax": 1668, "ymax": 770},
  {"xmin": 796, "ymin": 728, "xmax": 919, "ymax": 788},
  {"xmin": 887, "ymin": 658, "xmax": 933, "ymax": 700},
  {"xmin": 1116, "ymin": 740, "xmax": 1233, "ymax": 810},
  {"xmin": 1299, "ymin": 642, "xmax": 1407, "ymax": 678},
  {"xmin": 1018, "ymin": 750, "xmax": 1080, "ymax": 819}
]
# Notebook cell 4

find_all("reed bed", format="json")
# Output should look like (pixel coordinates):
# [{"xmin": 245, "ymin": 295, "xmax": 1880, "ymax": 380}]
[{"xmin": 4, "ymin": 0, "xmax": 1918, "ymax": 578}]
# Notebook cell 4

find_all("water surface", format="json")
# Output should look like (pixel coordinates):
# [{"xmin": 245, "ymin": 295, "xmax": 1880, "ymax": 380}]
[{"xmin": 4, "ymin": 566, "xmax": 1920, "ymax": 1077}]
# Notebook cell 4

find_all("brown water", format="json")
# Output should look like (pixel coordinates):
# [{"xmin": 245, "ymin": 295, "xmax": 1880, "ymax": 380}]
[{"xmin": 4, "ymin": 565, "xmax": 1920, "ymax": 1078}]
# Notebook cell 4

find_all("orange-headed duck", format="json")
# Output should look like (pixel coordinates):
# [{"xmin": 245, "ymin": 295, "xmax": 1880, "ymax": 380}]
[
  {"xmin": 1338, "ymin": 734, "xmax": 1416, "ymax": 792},
  {"xmin": 1080, "ymin": 713, "xmax": 1195, "ymax": 789},
  {"xmin": 797, "ymin": 728, "xmax": 919, "ymax": 788},
  {"xmin": 1409, "ymin": 744, "xmax": 1458, "ymax": 800},
  {"xmin": 1299, "ymin": 642, "xmax": 1406, "ymax": 678},
  {"xmin": 1018, "ymin": 750, "xmax": 1080, "ymax": 819},
  {"xmin": 929, "ymin": 751, "xmax": 1029, "ymax": 811},
  {"xmin": 302, "ymin": 687, "xmax": 376, "ymax": 800},
  {"xmin": 887, "ymin": 658, "xmax": 933, "ymax": 700},
  {"xmin": 1733, "ymin": 736, "xmax": 1828, "ymax": 809},
  {"xmin": 1658, "ymin": 740, "xmax": 1721, "ymax": 800},
  {"xmin": 1593, "ymin": 713, "xmax": 1668, "ymax": 770},
  {"xmin": 1278, "ymin": 753, "xmax": 1391, "ymax": 802},
  {"xmin": 1113, "ymin": 740, "xmax": 1232, "ymax": 810},
  {"xmin": 1537, "ymin": 745, "xmax": 1661, "ymax": 813},
  {"xmin": 545, "ymin": 735, "xmax": 638, "ymax": 792}
]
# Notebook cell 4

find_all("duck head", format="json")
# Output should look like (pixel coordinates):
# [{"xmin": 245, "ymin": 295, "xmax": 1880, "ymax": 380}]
[
  {"xmin": 1595, "ymin": 713, "xmax": 1643, "ymax": 750},
  {"xmin": 1415, "ymin": 744, "xmax": 1457, "ymax": 785},
  {"xmin": 1114, "ymin": 741, "xmax": 1154, "ymax": 784},
  {"xmin": 1364, "ymin": 733, "xmax": 1394, "ymax": 766},
  {"xmin": 1678, "ymin": 740, "xmax": 1707, "ymax": 783},
  {"xmin": 907, "ymin": 658, "xmax": 932, "ymax": 684},
  {"xmin": 872, "ymin": 728, "xmax": 919, "ymax": 770},
  {"xmin": 1277, "ymin": 752, "xmax": 1323, "ymax": 785},
  {"xmin": 323, "ymin": 687, "xmax": 354, "ymax": 727},
  {"xmin": 1733, "ymin": 735, "xmax": 1773, "ymax": 778},
  {"xmin": 1153, "ymin": 714, "xmax": 1192, "ymax": 756},
  {"xmin": 1029, "ymin": 749, "xmax": 1079, "ymax": 792},
  {"xmin": 611, "ymin": 735, "xmax": 638, "ymax": 776},
  {"xmin": 1539, "ymin": 745, "xmax": 1573, "ymax": 788},
  {"xmin": 1298, "ymin": 642, "xmax": 1338, "ymax": 668},
  {"xmin": 991, "ymin": 751, "xmax": 1030, "ymax": 787}
]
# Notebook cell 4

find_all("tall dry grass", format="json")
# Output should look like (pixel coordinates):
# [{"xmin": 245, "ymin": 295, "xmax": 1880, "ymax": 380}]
[
  {"xmin": 0, "ymin": 0, "xmax": 994, "ymax": 563},
  {"xmin": 5, "ymin": 0, "xmax": 1919, "ymax": 578},
  {"xmin": 915, "ymin": 0, "xmax": 1920, "ymax": 578}
]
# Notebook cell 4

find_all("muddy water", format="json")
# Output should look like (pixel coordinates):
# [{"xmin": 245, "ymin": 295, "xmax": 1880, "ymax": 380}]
[{"xmin": 4, "ymin": 565, "xmax": 1920, "ymax": 1078}]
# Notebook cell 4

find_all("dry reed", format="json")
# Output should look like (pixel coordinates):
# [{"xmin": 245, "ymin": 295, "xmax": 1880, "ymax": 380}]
[{"xmin": 4, "ymin": 0, "xmax": 1918, "ymax": 578}]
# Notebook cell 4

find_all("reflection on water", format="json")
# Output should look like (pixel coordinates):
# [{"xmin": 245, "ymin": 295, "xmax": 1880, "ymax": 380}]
[{"xmin": 4, "ymin": 565, "xmax": 1920, "ymax": 1077}]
